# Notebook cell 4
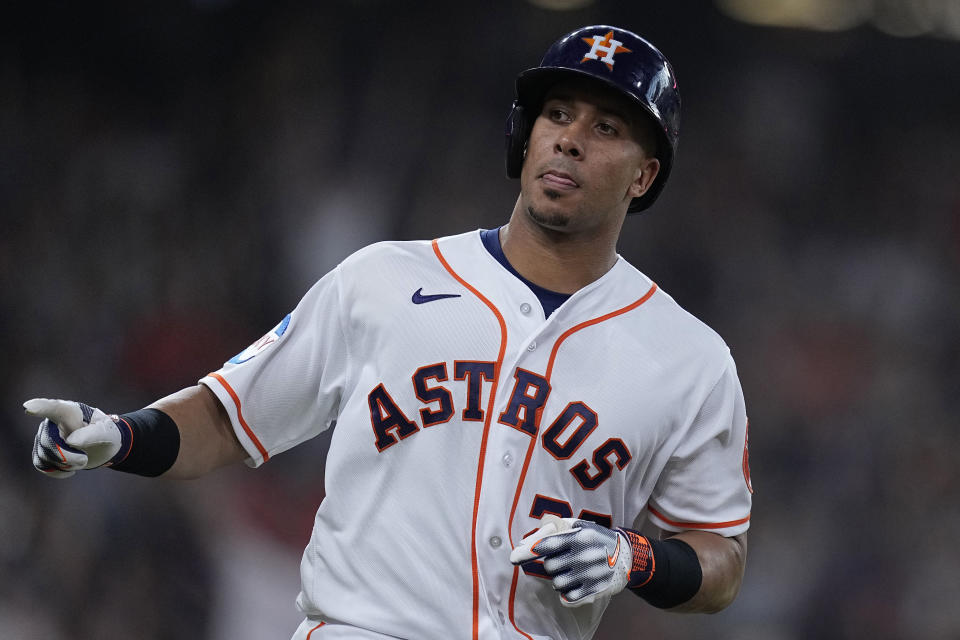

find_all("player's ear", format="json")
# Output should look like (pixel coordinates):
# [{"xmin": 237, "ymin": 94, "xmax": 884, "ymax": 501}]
[{"xmin": 627, "ymin": 157, "xmax": 660, "ymax": 198}]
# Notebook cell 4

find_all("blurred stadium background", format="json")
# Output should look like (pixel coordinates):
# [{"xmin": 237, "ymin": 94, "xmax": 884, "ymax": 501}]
[{"xmin": 2, "ymin": 0, "xmax": 959, "ymax": 638}]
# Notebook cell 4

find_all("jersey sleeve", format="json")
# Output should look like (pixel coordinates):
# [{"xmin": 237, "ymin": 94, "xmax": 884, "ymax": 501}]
[
  {"xmin": 200, "ymin": 267, "xmax": 350, "ymax": 467},
  {"xmin": 647, "ymin": 354, "xmax": 753, "ymax": 537}
]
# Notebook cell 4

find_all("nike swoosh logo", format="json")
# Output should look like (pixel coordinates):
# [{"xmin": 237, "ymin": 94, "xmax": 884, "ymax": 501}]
[
  {"xmin": 412, "ymin": 288, "xmax": 462, "ymax": 304},
  {"xmin": 607, "ymin": 537, "xmax": 620, "ymax": 567}
]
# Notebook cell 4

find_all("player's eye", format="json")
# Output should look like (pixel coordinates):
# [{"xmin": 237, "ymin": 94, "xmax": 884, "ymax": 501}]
[
  {"xmin": 596, "ymin": 121, "xmax": 618, "ymax": 136},
  {"xmin": 547, "ymin": 107, "xmax": 571, "ymax": 123}
]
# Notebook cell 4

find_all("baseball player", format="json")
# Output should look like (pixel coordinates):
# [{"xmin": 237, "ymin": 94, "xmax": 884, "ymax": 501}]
[{"xmin": 27, "ymin": 25, "xmax": 751, "ymax": 639}]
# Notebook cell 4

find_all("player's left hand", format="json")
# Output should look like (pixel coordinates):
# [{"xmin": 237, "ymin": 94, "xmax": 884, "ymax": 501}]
[{"xmin": 510, "ymin": 515, "xmax": 638, "ymax": 607}]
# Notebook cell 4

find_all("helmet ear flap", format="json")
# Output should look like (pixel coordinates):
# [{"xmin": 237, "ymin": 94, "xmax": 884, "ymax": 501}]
[{"xmin": 505, "ymin": 101, "xmax": 529, "ymax": 179}]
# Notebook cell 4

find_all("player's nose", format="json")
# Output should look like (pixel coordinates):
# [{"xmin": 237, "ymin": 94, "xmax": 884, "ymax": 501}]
[{"xmin": 554, "ymin": 122, "xmax": 587, "ymax": 160}]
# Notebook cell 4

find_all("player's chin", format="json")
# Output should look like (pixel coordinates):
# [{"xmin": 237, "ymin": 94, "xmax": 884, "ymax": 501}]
[
  {"xmin": 526, "ymin": 203, "xmax": 571, "ymax": 230},
  {"xmin": 526, "ymin": 190, "xmax": 579, "ymax": 230}
]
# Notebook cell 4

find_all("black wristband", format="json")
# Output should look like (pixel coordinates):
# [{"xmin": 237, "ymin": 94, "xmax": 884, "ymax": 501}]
[
  {"xmin": 108, "ymin": 408, "xmax": 180, "ymax": 477},
  {"xmin": 629, "ymin": 536, "xmax": 703, "ymax": 609}
]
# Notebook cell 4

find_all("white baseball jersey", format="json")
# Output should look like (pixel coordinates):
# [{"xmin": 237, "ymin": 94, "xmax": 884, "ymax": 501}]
[{"xmin": 200, "ymin": 229, "xmax": 752, "ymax": 640}]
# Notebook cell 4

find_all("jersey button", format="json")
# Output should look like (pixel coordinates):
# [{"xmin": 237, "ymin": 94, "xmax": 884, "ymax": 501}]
[
  {"xmin": 502, "ymin": 453, "xmax": 513, "ymax": 468},
  {"xmin": 520, "ymin": 302, "xmax": 532, "ymax": 315},
  {"xmin": 489, "ymin": 536, "xmax": 502, "ymax": 548},
  {"xmin": 527, "ymin": 341, "xmax": 537, "ymax": 351}
]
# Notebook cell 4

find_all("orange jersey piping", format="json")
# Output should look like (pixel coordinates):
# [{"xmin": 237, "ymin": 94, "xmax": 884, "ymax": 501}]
[
  {"xmin": 544, "ymin": 282, "xmax": 658, "ymax": 380},
  {"xmin": 432, "ymin": 239, "xmax": 508, "ymax": 640},
  {"xmin": 647, "ymin": 505, "xmax": 751, "ymax": 530},
  {"xmin": 207, "ymin": 372, "xmax": 270, "ymax": 462}
]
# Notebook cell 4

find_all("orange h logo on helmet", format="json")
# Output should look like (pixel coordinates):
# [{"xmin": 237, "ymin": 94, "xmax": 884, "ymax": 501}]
[{"xmin": 580, "ymin": 31, "xmax": 632, "ymax": 70}]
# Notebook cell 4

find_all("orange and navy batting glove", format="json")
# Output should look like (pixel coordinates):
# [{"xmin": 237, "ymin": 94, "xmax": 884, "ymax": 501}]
[
  {"xmin": 509, "ymin": 515, "xmax": 655, "ymax": 607},
  {"xmin": 26, "ymin": 398, "xmax": 125, "ymax": 478}
]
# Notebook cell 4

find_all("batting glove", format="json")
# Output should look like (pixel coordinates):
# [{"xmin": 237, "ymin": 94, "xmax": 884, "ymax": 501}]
[
  {"xmin": 510, "ymin": 515, "xmax": 655, "ymax": 607},
  {"xmin": 25, "ymin": 398, "xmax": 126, "ymax": 478}
]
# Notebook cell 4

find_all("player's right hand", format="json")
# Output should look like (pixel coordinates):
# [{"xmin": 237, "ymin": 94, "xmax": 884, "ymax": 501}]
[
  {"xmin": 25, "ymin": 398, "xmax": 124, "ymax": 478},
  {"xmin": 510, "ymin": 515, "xmax": 643, "ymax": 608}
]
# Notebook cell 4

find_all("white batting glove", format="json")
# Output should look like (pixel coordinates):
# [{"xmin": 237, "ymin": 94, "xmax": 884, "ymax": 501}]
[
  {"xmin": 510, "ymin": 515, "xmax": 633, "ymax": 607},
  {"xmin": 25, "ymin": 398, "xmax": 124, "ymax": 478}
]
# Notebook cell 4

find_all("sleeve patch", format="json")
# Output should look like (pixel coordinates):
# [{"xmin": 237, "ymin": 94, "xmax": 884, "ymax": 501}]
[{"xmin": 228, "ymin": 313, "xmax": 291, "ymax": 364}]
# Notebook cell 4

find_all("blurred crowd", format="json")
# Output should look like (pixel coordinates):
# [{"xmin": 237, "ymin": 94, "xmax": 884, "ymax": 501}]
[{"xmin": 2, "ymin": 1, "xmax": 958, "ymax": 638}]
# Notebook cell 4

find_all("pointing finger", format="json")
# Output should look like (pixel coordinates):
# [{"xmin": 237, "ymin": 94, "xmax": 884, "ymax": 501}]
[{"xmin": 23, "ymin": 398, "xmax": 85, "ymax": 433}]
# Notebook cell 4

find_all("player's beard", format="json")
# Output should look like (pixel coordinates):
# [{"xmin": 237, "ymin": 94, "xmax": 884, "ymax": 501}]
[{"xmin": 526, "ymin": 190, "xmax": 571, "ymax": 229}]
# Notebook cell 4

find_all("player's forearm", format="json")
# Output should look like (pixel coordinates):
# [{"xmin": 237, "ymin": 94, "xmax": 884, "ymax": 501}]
[
  {"xmin": 148, "ymin": 385, "xmax": 246, "ymax": 479},
  {"xmin": 662, "ymin": 530, "xmax": 747, "ymax": 613}
]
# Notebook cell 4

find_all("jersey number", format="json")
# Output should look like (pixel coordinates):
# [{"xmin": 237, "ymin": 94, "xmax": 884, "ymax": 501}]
[{"xmin": 520, "ymin": 494, "xmax": 613, "ymax": 579}]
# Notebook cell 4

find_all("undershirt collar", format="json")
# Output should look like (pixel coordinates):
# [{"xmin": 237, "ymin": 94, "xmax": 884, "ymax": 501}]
[{"xmin": 480, "ymin": 227, "xmax": 571, "ymax": 319}]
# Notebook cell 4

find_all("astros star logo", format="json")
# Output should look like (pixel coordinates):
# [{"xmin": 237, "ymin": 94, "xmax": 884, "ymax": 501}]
[{"xmin": 581, "ymin": 31, "xmax": 631, "ymax": 70}]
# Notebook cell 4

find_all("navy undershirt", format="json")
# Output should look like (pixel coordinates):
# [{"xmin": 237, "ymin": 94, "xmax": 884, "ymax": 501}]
[{"xmin": 480, "ymin": 227, "xmax": 571, "ymax": 319}]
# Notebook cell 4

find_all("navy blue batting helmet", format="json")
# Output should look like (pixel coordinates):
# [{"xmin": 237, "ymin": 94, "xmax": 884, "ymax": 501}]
[{"xmin": 505, "ymin": 25, "xmax": 681, "ymax": 213}]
